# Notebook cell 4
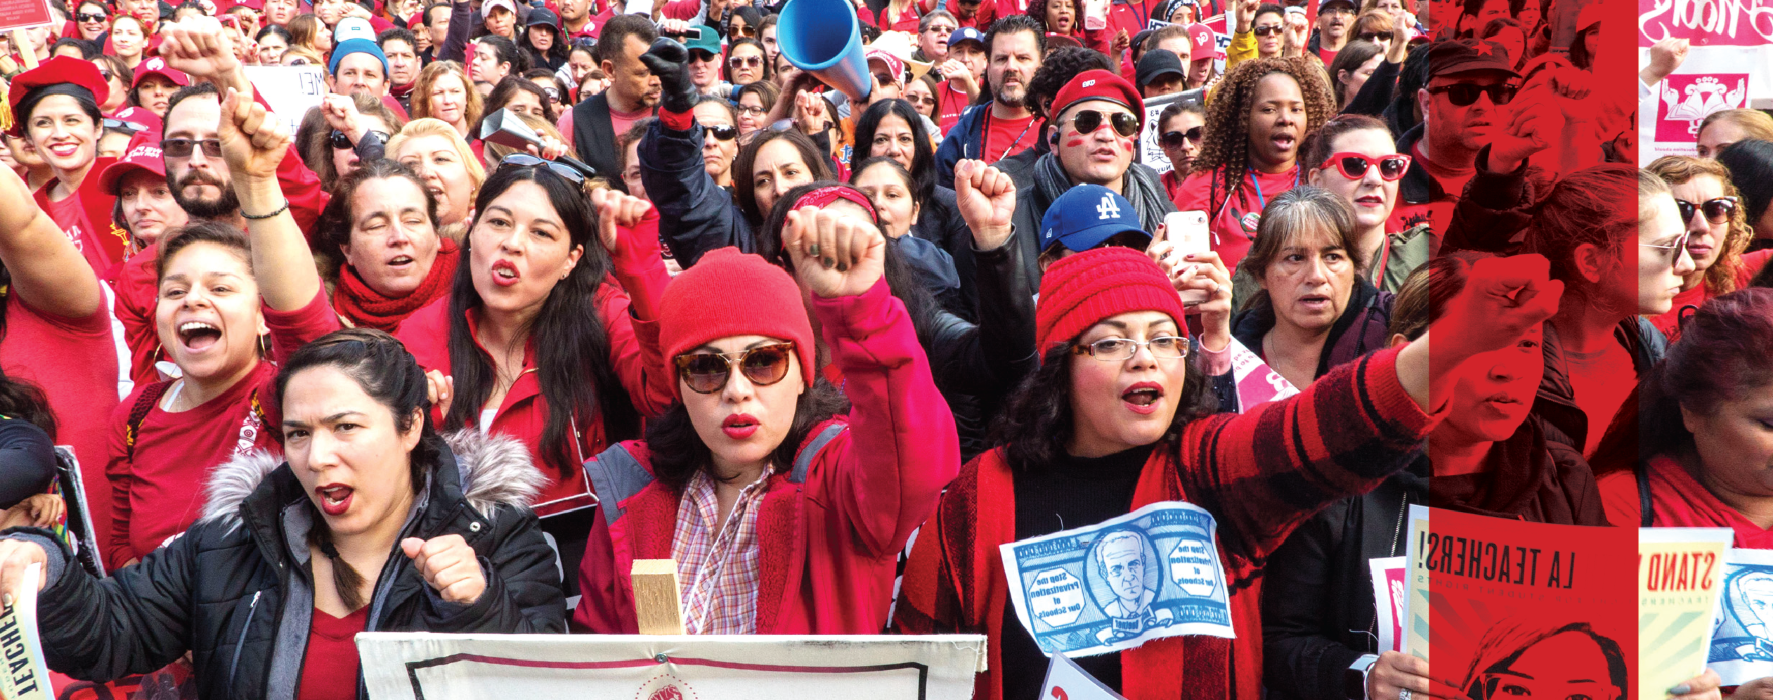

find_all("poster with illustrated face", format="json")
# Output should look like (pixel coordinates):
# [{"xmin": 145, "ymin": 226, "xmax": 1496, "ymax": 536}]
[{"xmin": 1638, "ymin": 528, "xmax": 1730, "ymax": 699}]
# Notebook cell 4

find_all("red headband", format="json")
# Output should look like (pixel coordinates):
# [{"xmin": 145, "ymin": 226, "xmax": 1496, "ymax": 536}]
[{"xmin": 792, "ymin": 186, "xmax": 878, "ymax": 224}]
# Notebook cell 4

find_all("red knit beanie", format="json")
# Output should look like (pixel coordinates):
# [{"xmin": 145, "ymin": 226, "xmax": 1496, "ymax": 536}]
[
  {"xmin": 658, "ymin": 248, "xmax": 817, "ymax": 399},
  {"xmin": 1035, "ymin": 247, "xmax": 1189, "ymax": 362}
]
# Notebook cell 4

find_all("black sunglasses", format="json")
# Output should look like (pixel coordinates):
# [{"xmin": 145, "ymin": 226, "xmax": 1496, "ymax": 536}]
[
  {"xmin": 674, "ymin": 342, "xmax": 796, "ymax": 394},
  {"xmin": 1676, "ymin": 196, "xmax": 1739, "ymax": 224},
  {"xmin": 1067, "ymin": 109, "xmax": 1140, "ymax": 138},
  {"xmin": 707, "ymin": 124, "xmax": 738, "ymax": 141},
  {"xmin": 160, "ymin": 137, "xmax": 222, "ymax": 158},
  {"xmin": 103, "ymin": 118, "xmax": 149, "ymax": 133},
  {"xmin": 1252, "ymin": 24, "xmax": 1284, "ymax": 36},
  {"xmin": 329, "ymin": 129, "xmax": 389, "ymax": 150},
  {"xmin": 1160, "ymin": 126, "xmax": 1203, "ymax": 148},
  {"xmin": 1425, "ymin": 82, "xmax": 1518, "ymax": 107},
  {"xmin": 500, "ymin": 152, "xmax": 589, "ymax": 183},
  {"xmin": 1356, "ymin": 31, "xmax": 1386, "ymax": 41},
  {"xmin": 77, "ymin": 12, "xmax": 106, "ymax": 21}
]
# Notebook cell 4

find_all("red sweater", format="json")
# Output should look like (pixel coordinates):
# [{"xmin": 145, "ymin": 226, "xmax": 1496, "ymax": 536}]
[
  {"xmin": 895, "ymin": 347, "xmax": 1437, "ymax": 700},
  {"xmin": 395, "ymin": 218, "xmax": 674, "ymax": 516},
  {"xmin": 575, "ymin": 280, "xmax": 961, "ymax": 634},
  {"xmin": 1598, "ymin": 455, "xmax": 1773, "ymax": 548},
  {"xmin": 113, "ymin": 244, "xmax": 161, "ymax": 385},
  {"xmin": 103, "ymin": 289, "xmax": 340, "ymax": 570}
]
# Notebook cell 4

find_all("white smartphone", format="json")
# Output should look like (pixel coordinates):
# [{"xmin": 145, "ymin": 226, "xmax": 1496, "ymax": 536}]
[{"xmin": 1165, "ymin": 210, "xmax": 1211, "ymax": 305}]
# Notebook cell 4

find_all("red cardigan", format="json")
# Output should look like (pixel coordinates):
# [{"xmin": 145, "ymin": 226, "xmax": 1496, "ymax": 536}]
[
  {"xmin": 395, "ymin": 217, "xmax": 674, "ymax": 514},
  {"xmin": 894, "ymin": 347, "xmax": 1438, "ymax": 700},
  {"xmin": 574, "ymin": 280, "xmax": 961, "ymax": 635}
]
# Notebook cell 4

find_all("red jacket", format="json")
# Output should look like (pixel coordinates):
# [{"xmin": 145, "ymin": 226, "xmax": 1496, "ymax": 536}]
[
  {"xmin": 113, "ymin": 244, "xmax": 160, "ymax": 385},
  {"xmin": 574, "ymin": 280, "xmax": 961, "ymax": 635},
  {"xmin": 395, "ymin": 219, "xmax": 674, "ymax": 516},
  {"xmin": 1598, "ymin": 455, "xmax": 1773, "ymax": 548},
  {"xmin": 894, "ymin": 347, "xmax": 1437, "ymax": 700}
]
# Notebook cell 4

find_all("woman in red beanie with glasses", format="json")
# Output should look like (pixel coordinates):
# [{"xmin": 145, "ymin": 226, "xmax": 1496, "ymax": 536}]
[
  {"xmin": 573, "ymin": 188, "xmax": 961, "ymax": 635},
  {"xmin": 894, "ymin": 247, "xmax": 1563, "ymax": 700}
]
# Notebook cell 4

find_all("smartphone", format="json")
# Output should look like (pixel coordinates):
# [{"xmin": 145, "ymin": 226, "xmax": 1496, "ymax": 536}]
[{"xmin": 1165, "ymin": 210, "xmax": 1211, "ymax": 305}]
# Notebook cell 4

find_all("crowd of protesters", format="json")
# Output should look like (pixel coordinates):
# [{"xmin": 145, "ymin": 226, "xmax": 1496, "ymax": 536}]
[{"xmin": 0, "ymin": 0, "xmax": 1753, "ymax": 697}]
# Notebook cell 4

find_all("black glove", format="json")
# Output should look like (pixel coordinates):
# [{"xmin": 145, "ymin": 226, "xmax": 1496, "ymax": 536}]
[{"xmin": 640, "ymin": 37, "xmax": 698, "ymax": 115}]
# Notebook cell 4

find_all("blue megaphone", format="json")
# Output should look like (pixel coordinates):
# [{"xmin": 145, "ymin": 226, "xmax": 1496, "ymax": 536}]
[{"xmin": 777, "ymin": 0, "xmax": 872, "ymax": 103}]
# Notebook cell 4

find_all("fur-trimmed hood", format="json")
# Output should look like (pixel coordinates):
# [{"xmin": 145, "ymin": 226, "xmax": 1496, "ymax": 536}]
[{"xmin": 199, "ymin": 430, "xmax": 546, "ymax": 524}]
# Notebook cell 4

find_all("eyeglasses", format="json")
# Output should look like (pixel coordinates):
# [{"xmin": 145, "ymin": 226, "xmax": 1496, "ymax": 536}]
[
  {"xmin": 500, "ymin": 152, "xmax": 587, "ymax": 183},
  {"xmin": 160, "ymin": 138, "xmax": 222, "ymax": 158},
  {"xmin": 1356, "ymin": 31, "xmax": 1386, "ymax": 41},
  {"xmin": 329, "ymin": 129, "xmax": 389, "ymax": 150},
  {"xmin": 737, "ymin": 104, "xmax": 767, "ymax": 116},
  {"xmin": 98, "ymin": 69, "xmax": 114, "ymax": 81},
  {"xmin": 1676, "ymin": 196, "xmax": 1739, "ymax": 224},
  {"xmin": 730, "ymin": 54, "xmax": 762, "ymax": 68},
  {"xmin": 1641, "ymin": 231, "xmax": 1693, "ymax": 266},
  {"xmin": 674, "ymin": 342, "xmax": 796, "ymax": 394},
  {"xmin": 77, "ymin": 12, "xmax": 106, "ymax": 21},
  {"xmin": 910, "ymin": 95, "xmax": 937, "ymax": 107},
  {"xmin": 1160, "ymin": 126, "xmax": 1203, "ymax": 148},
  {"xmin": 1066, "ymin": 109, "xmax": 1141, "ymax": 138},
  {"xmin": 1320, "ymin": 151, "xmax": 1411, "ymax": 181},
  {"xmin": 1252, "ymin": 24, "xmax": 1285, "ymax": 36},
  {"xmin": 1425, "ymin": 82, "xmax": 1518, "ymax": 106},
  {"xmin": 707, "ymin": 124, "xmax": 738, "ymax": 141},
  {"xmin": 1071, "ymin": 336, "xmax": 1188, "ymax": 361}
]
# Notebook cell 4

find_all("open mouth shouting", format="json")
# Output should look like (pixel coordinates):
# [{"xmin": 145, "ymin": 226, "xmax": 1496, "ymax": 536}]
[
  {"xmin": 176, "ymin": 319, "xmax": 223, "ymax": 353},
  {"xmin": 1121, "ymin": 381, "xmax": 1165, "ymax": 415},
  {"xmin": 490, "ymin": 259, "xmax": 520, "ymax": 287},
  {"xmin": 316, "ymin": 483, "xmax": 354, "ymax": 516}
]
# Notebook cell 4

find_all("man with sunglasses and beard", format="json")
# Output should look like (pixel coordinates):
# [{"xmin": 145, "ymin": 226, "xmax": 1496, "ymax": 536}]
[{"xmin": 1009, "ymin": 70, "xmax": 1175, "ymax": 284}]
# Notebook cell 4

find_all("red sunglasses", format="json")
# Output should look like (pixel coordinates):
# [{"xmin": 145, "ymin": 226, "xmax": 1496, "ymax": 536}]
[{"xmin": 1319, "ymin": 152, "xmax": 1412, "ymax": 181}]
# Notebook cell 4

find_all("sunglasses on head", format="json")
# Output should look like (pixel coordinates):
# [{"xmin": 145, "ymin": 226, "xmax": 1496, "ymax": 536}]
[
  {"xmin": 1067, "ymin": 109, "xmax": 1140, "ymax": 138},
  {"xmin": 730, "ymin": 54, "xmax": 762, "ymax": 68},
  {"xmin": 1425, "ymin": 82, "xmax": 1517, "ymax": 106},
  {"xmin": 500, "ymin": 152, "xmax": 588, "ymax": 183},
  {"xmin": 1676, "ymin": 196, "xmax": 1739, "ymax": 224},
  {"xmin": 707, "ymin": 124, "xmax": 738, "ymax": 141},
  {"xmin": 1320, "ymin": 151, "xmax": 1410, "ymax": 180},
  {"xmin": 1252, "ymin": 24, "xmax": 1284, "ymax": 36},
  {"xmin": 542, "ymin": 85, "xmax": 561, "ymax": 101},
  {"xmin": 1160, "ymin": 126, "xmax": 1203, "ymax": 148},
  {"xmin": 674, "ymin": 342, "xmax": 796, "ymax": 394},
  {"xmin": 160, "ymin": 137, "xmax": 222, "ymax": 158}
]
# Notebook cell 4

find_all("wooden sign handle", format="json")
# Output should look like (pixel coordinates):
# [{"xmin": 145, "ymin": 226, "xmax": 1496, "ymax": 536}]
[
  {"xmin": 631, "ymin": 559, "xmax": 686, "ymax": 636},
  {"xmin": 10, "ymin": 30, "xmax": 35, "ymax": 70}
]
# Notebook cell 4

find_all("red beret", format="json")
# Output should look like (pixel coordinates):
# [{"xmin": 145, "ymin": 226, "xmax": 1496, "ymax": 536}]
[
  {"xmin": 8, "ymin": 57, "xmax": 111, "ymax": 137},
  {"xmin": 1049, "ymin": 69, "xmax": 1145, "ymax": 128}
]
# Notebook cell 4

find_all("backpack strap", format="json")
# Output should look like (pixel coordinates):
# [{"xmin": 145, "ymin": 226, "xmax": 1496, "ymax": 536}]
[
  {"xmin": 1637, "ymin": 461, "xmax": 1654, "ymax": 528},
  {"xmin": 789, "ymin": 423, "xmax": 848, "ymax": 485},
  {"xmin": 586, "ymin": 442, "xmax": 654, "ymax": 527},
  {"xmin": 123, "ymin": 381, "xmax": 174, "ymax": 462}
]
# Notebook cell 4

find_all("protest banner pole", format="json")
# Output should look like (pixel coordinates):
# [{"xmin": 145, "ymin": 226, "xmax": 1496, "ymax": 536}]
[
  {"xmin": 631, "ymin": 559, "xmax": 686, "ymax": 635},
  {"xmin": 9, "ymin": 30, "xmax": 31, "ymax": 69}
]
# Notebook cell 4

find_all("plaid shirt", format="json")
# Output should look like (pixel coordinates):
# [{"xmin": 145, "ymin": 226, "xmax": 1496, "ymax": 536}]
[{"xmin": 671, "ymin": 470, "xmax": 771, "ymax": 635}]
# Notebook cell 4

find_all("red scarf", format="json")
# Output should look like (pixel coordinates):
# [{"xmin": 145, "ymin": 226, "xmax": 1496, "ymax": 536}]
[{"xmin": 333, "ymin": 239, "xmax": 460, "ymax": 331}]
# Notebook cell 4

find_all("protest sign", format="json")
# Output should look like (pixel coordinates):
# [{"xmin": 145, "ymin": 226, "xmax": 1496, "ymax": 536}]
[
  {"xmin": 357, "ymin": 633, "xmax": 987, "ymax": 700},
  {"xmin": 1039, "ymin": 654, "xmax": 1127, "ymax": 700},
  {"xmin": 1707, "ymin": 548, "xmax": 1773, "ymax": 684},
  {"xmin": 1637, "ymin": 0, "xmax": 1773, "ymax": 163},
  {"xmin": 243, "ymin": 66, "xmax": 329, "ymax": 137},
  {"xmin": 0, "ymin": 0, "xmax": 51, "ymax": 35},
  {"xmin": 1000, "ymin": 501, "xmax": 1233, "ymax": 658},
  {"xmin": 0, "ymin": 563, "xmax": 50, "ymax": 700},
  {"xmin": 1402, "ymin": 506, "xmax": 1634, "ymax": 693},
  {"xmin": 1229, "ymin": 338, "xmax": 1300, "ymax": 412},
  {"xmin": 1369, "ymin": 556, "xmax": 1406, "ymax": 654},
  {"xmin": 1640, "ymin": 528, "xmax": 1730, "ymax": 700}
]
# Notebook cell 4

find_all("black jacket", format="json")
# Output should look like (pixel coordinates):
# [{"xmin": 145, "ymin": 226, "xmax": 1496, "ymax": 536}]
[
  {"xmin": 1534, "ymin": 316, "xmax": 1667, "ymax": 454},
  {"xmin": 1230, "ymin": 276, "xmax": 1395, "ymax": 382},
  {"xmin": 26, "ymin": 431, "xmax": 566, "ymax": 700},
  {"xmin": 571, "ymin": 92, "xmax": 638, "ymax": 183}
]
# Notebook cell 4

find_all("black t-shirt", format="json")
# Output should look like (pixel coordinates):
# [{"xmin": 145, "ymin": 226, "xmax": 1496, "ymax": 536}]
[{"xmin": 1000, "ymin": 443, "xmax": 1154, "ymax": 700}]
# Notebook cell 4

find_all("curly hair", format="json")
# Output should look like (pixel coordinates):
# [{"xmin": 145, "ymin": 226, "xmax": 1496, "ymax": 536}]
[
  {"xmin": 1026, "ymin": 0, "xmax": 1078, "ymax": 35},
  {"xmin": 1190, "ymin": 57, "xmax": 1335, "ymax": 205},
  {"xmin": 1647, "ymin": 156, "xmax": 1753, "ymax": 298}
]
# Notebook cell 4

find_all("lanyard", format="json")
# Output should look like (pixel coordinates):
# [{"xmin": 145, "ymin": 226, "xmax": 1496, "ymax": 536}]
[
  {"xmin": 983, "ymin": 110, "xmax": 1036, "ymax": 161},
  {"xmin": 1247, "ymin": 166, "xmax": 1299, "ymax": 211}
]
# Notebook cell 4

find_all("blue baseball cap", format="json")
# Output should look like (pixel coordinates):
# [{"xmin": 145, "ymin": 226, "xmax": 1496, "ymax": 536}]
[
  {"xmin": 948, "ymin": 26, "xmax": 985, "ymax": 49},
  {"xmin": 1039, "ymin": 185, "xmax": 1150, "ymax": 253},
  {"xmin": 329, "ymin": 38, "xmax": 390, "ymax": 78}
]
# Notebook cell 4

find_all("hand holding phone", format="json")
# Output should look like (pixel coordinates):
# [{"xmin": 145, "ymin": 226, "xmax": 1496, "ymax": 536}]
[{"xmin": 1165, "ymin": 210, "xmax": 1211, "ymax": 304}]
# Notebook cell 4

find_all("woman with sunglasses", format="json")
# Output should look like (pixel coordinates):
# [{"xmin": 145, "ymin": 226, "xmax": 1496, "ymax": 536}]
[
  {"xmin": 525, "ymin": 69, "xmax": 571, "ymax": 117},
  {"xmin": 692, "ymin": 97, "xmax": 742, "ymax": 189},
  {"xmin": 904, "ymin": 73, "xmax": 939, "ymax": 123},
  {"xmin": 103, "ymin": 87, "xmax": 343, "ymax": 572},
  {"xmin": 1174, "ymin": 57, "xmax": 1335, "ymax": 272},
  {"xmin": 897, "ymin": 239, "xmax": 1558, "ymax": 700},
  {"xmin": 727, "ymin": 6, "xmax": 763, "ymax": 40},
  {"xmin": 73, "ymin": 1, "xmax": 108, "ymax": 42},
  {"xmin": 108, "ymin": 15, "xmax": 147, "ymax": 70},
  {"xmin": 394, "ymin": 153, "xmax": 676, "ymax": 600},
  {"xmin": 309, "ymin": 92, "xmax": 405, "ymax": 192},
  {"xmin": 95, "ymin": 55, "xmax": 131, "ymax": 115},
  {"xmin": 1301, "ymin": 114, "xmax": 1428, "ymax": 294},
  {"xmin": 1226, "ymin": 0, "xmax": 1288, "ymax": 69},
  {"xmin": 1643, "ymin": 156, "xmax": 1769, "ymax": 342},
  {"xmin": 724, "ymin": 38, "xmax": 770, "ymax": 87},
  {"xmin": 1156, "ymin": 100, "xmax": 1203, "ymax": 201},
  {"xmin": 389, "ymin": 117, "xmax": 487, "ymax": 235},
  {"xmin": 576, "ymin": 201, "xmax": 961, "ymax": 635},
  {"xmin": 12, "ymin": 58, "xmax": 129, "ymax": 275}
]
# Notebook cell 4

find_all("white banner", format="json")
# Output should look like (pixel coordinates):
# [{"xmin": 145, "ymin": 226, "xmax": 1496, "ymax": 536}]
[
  {"xmin": 243, "ymin": 65, "xmax": 329, "ymax": 137},
  {"xmin": 357, "ymin": 633, "xmax": 987, "ymax": 700}
]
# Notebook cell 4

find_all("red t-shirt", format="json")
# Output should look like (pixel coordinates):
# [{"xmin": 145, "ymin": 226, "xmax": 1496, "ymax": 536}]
[
  {"xmin": 981, "ymin": 111, "xmax": 1037, "ymax": 165},
  {"xmin": 1171, "ymin": 163, "xmax": 1301, "ymax": 272},
  {"xmin": 1563, "ymin": 341, "xmax": 1635, "ymax": 458},
  {"xmin": 103, "ymin": 289, "xmax": 341, "ymax": 569},
  {"xmin": 609, "ymin": 104, "xmax": 652, "ymax": 142},
  {"xmin": 43, "ymin": 189, "xmax": 114, "ymax": 275},
  {"xmin": 1597, "ymin": 454, "xmax": 1773, "ymax": 547},
  {"xmin": 860, "ymin": 2, "xmax": 921, "ymax": 31},
  {"xmin": 936, "ymin": 81, "xmax": 969, "ymax": 135},
  {"xmin": 1316, "ymin": 46, "xmax": 1338, "ymax": 65},
  {"xmin": 297, "ymin": 605, "xmax": 370, "ymax": 700},
  {"xmin": 1647, "ymin": 249, "xmax": 1773, "ymax": 342},
  {"xmin": 113, "ymin": 245, "xmax": 162, "ymax": 385}
]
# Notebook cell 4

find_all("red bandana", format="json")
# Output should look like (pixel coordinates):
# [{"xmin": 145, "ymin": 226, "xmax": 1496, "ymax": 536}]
[{"xmin": 332, "ymin": 239, "xmax": 461, "ymax": 331}]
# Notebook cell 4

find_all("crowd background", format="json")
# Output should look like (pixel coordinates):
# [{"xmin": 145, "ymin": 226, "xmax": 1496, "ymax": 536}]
[{"xmin": 0, "ymin": 0, "xmax": 1748, "ymax": 696}]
